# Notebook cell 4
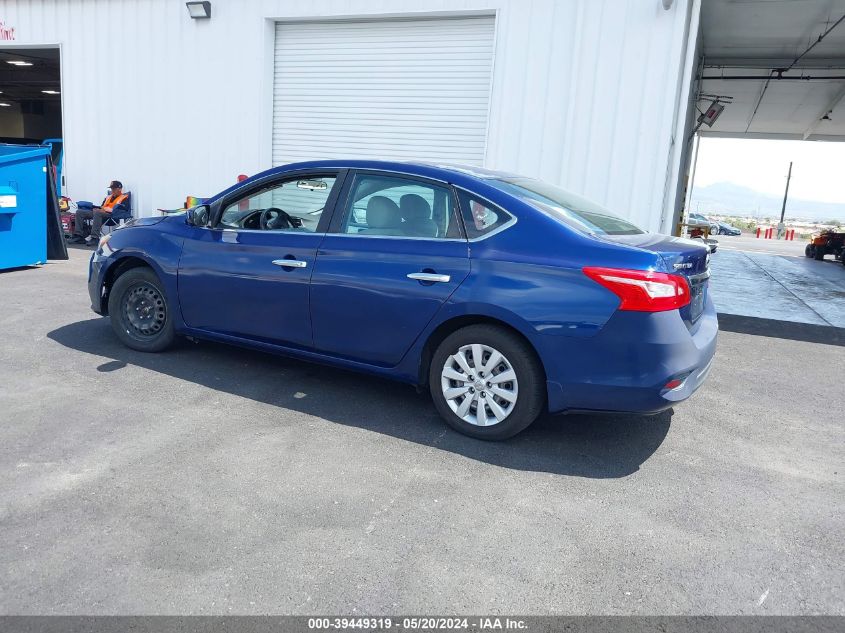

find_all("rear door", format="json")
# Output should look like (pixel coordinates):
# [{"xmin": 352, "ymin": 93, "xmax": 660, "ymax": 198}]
[
  {"xmin": 309, "ymin": 171, "xmax": 470, "ymax": 366},
  {"xmin": 177, "ymin": 171, "xmax": 343, "ymax": 348}
]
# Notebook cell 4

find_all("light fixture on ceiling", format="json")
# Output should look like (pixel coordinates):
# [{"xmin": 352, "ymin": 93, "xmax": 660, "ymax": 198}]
[
  {"xmin": 0, "ymin": 102, "xmax": 11, "ymax": 107},
  {"xmin": 6, "ymin": 60, "xmax": 33, "ymax": 66},
  {"xmin": 697, "ymin": 100, "xmax": 725, "ymax": 128},
  {"xmin": 41, "ymin": 90, "xmax": 60, "ymax": 95},
  {"xmin": 185, "ymin": 1, "xmax": 211, "ymax": 19}
]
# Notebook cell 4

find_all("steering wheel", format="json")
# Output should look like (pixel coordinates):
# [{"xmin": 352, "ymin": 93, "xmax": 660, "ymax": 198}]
[{"xmin": 259, "ymin": 207, "xmax": 299, "ymax": 230}]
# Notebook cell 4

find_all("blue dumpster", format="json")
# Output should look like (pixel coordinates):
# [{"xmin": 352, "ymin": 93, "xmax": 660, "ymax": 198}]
[{"xmin": 0, "ymin": 144, "xmax": 51, "ymax": 270}]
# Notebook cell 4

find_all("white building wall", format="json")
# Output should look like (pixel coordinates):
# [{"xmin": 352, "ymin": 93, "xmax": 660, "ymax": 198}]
[{"xmin": 0, "ymin": 0, "xmax": 697, "ymax": 232}]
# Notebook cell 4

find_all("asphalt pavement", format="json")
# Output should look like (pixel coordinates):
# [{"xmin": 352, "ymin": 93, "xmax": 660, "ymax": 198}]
[{"xmin": 0, "ymin": 247, "xmax": 842, "ymax": 615}]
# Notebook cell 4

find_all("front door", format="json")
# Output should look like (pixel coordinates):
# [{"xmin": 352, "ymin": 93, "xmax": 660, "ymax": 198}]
[
  {"xmin": 177, "ymin": 172, "xmax": 341, "ymax": 349},
  {"xmin": 310, "ymin": 172, "xmax": 470, "ymax": 366}
]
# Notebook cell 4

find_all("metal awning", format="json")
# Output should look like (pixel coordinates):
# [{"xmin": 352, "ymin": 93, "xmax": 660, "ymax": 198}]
[{"xmin": 698, "ymin": 0, "xmax": 845, "ymax": 141}]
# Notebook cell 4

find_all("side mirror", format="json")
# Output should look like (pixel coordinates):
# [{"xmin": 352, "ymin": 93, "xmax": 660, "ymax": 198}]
[{"xmin": 186, "ymin": 204, "xmax": 210, "ymax": 227}]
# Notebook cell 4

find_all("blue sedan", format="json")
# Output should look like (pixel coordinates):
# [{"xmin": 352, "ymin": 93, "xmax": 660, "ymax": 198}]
[{"xmin": 88, "ymin": 160, "xmax": 717, "ymax": 440}]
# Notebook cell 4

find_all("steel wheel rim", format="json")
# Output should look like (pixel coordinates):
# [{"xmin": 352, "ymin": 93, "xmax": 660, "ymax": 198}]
[
  {"xmin": 441, "ymin": 343, "xmax": 518, "ymax": 427},
  {"xmin": 123, "ymin": 283, "xmax": 166, "ymax": 338}
]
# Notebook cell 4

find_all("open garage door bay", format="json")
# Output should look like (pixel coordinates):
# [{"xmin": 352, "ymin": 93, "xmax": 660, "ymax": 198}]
[
  {"xmin": 272, "ymin": 16, "xmax": 495, "ymax": 166},
  {"xmin": 699, "ymin": 0, "xmax": 845, "ymax": 141},
  {"xmin": 691, "ymin": 0, "xmax": 845, "ymax": 329}
]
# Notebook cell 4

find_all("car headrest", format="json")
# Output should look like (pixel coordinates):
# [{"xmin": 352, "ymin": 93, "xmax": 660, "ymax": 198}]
[
  {"xmin": 400, "ymin": 194, "xmax": 431, "ymax": 221},
  {"xmin": 367, "ymin": 196, "xmax": 401, "ymax": 228}
]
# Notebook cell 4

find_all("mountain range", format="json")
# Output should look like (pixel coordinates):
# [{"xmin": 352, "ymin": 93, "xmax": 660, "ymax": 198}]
[{"xmin": 690, "ymin": 182, "xmax": 845, "ymax": 223}]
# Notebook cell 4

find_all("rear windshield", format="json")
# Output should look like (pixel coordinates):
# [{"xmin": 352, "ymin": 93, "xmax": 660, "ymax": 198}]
[{"xmin": 490, "ymin": 177, "xmax": 645, "ymax": 236}]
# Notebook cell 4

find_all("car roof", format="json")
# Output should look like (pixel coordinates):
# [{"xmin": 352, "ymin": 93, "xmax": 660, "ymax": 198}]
[
  {"xmin": 257, "ymin": 159, "xmax": 521, "ymax": 184},
  {"xmin": 206, "ymin": 159, "xmax": 525, "ymax": 204}
]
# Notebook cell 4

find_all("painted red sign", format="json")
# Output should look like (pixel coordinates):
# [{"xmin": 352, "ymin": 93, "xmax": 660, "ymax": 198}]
[{"xmin": 0, "ymin": 20, "xmax": 16, "ymax": 40}]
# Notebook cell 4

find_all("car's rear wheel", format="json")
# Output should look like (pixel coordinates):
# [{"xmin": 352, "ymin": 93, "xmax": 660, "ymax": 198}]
[
  {"xmin": 429, "ymin": 324, "xmax": 545, "ymax": 440},
  {"xmin": 814, "ymin": 246, "xmax": 826, "ymax": 261},
  {"xmin": 107, "ymin": 267, "xmax": 175, "ymax": 352},
  {"xmin": 805, "ymin": 244, "xmax": 814, "ymax": 258}
]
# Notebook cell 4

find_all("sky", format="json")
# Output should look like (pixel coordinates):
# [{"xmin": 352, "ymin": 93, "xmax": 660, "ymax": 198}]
[{"xmin": 693, "ymin": 137, "xmax": 845, "ymax": 204}]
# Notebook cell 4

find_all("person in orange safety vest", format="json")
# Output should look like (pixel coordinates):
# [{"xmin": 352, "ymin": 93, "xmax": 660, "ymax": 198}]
[{"xmin": 71, "ymin": 180, "xmax": 129, "ymax": 245}]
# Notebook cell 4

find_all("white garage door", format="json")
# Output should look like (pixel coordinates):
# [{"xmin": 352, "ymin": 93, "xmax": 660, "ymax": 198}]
[{"xmin": 272, "ymin": 16, "xmax": 496, "ymax": 167}]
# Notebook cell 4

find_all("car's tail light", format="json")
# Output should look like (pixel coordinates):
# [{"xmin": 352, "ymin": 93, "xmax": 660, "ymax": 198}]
[{"xmin": 582, "ymin": 266, "xmax": 690, "ymax": 312}]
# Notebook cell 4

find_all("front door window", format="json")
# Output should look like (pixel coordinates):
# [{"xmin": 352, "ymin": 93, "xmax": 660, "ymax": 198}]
[{"xmin": 219, "ymin": 176, "xmax": 337, "ymax": 232}]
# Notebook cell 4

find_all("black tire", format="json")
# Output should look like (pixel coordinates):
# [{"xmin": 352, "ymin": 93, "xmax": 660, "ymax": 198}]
[
  {"xmin": 719, "ymin": 228, "xmax": 727, "ymax": 235},
  {"xmin": 428, "ymin": 324, "xmax": 545, "ymax": 440},
  {"xmin": 805, "ymin": 244, "xmax": 814, "ymax": 258},
  {"xmin": 814, "ymin": 246, "xmax": 826, "ymax": 261},
  {"xmin": 107, "ymin": 267, "xmax": 175, "ymax": 352}
]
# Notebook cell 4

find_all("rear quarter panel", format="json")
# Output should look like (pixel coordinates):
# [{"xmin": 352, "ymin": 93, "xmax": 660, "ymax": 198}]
[{"xmin": 407, "ymin": 190, "xmax": 665, "ymax": 386}]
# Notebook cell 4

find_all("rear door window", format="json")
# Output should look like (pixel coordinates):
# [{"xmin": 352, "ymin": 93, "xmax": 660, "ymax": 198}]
[{"xmin": 338, "ymin": 173, "xmax": 462, "ymax": 239}]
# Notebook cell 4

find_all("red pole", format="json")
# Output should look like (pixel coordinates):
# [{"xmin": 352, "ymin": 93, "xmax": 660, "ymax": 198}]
[{"xmin": 756, "ymin": 227, "xmax": 761, "ymax": 238}]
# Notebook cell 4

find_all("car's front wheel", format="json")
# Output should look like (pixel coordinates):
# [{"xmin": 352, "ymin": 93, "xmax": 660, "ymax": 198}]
[
  {"xmin": 429, "ymin": 324, "xmax": 545, "ymax": 440},
  {"xmin": 107, "ymin": 267, "xmax": 175, "ymax": 352}
]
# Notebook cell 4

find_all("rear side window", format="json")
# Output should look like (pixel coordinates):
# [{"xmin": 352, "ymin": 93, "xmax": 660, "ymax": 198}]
[
  {"xmin": 491, "ymin": 177, "xmax": 644, "ymax": 236},
  {"xmin": 456, "ymin": 190, "xmax": 513, "ymax": 239},
  {"xmin": 339, "ymin": 174, "xmax": 462, "ymax": 239}
]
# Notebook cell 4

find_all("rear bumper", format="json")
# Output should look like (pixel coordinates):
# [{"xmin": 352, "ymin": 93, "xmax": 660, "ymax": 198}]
[{"xmin": 543, "ymin": 294, "xmax": 718, "ymax": 414}]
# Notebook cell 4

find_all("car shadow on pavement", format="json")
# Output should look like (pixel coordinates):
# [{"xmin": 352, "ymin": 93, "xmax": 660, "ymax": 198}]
[{"xmin": 48, "ymin": 318, "xmax": 672, "ymax": 478}]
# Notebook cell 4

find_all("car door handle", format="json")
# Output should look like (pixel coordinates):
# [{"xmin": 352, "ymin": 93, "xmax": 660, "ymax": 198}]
[
  {"xmin": 407, "ymin": 272, "xmax": 451, "ymax": 283},
  {"xmin": 272, "ymin": 259, "xmax": 308, "ymax": 268}
]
